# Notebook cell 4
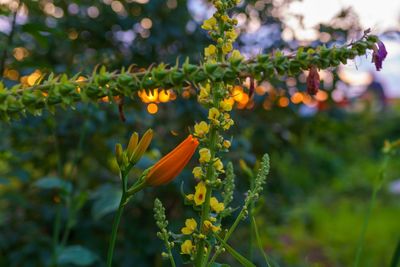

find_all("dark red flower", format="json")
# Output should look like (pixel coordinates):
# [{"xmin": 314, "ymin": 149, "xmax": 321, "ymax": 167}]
[
  {"xmin": 306, "ymin": 66, "xmax": 320, "ymax": 95},
  {"xmin": 372, "ymin": 41, "xmax": 388, "ymax": 71}
]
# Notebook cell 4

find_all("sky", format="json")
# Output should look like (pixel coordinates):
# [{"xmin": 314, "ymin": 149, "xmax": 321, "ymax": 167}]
[{"xmin": 285, "ymin": 0, "xmax": 400, "ymax": 97}]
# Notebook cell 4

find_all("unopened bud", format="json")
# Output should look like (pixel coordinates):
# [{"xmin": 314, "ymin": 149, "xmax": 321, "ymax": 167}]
[
  {"xmin": 115, "ymin": 143, "xmax": 123, "ymax": 166},
  {"xmin": 161, "ymin": 252, "xmax": 169, "ymax": 258},
  {"xmin": 130, "ymin": 129, "xmax": 153, "ymax": 164},
  {"xmin": 127, "ymin": 132, "xmax": 139, "ymax": 158}
]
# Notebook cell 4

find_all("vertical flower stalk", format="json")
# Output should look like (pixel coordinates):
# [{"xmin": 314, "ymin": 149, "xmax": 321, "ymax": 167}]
[{"xmin": 186, "ymin": 1, "xmax": 242, "ymax": 266}]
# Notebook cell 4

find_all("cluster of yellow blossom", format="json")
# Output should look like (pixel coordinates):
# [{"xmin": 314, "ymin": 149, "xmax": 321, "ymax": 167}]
[{"xmin": 180, "ymin": 2, "xmax": 241, "ymax": 259}]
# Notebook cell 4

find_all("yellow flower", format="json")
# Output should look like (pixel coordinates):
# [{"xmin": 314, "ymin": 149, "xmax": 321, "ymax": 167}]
[
  {"xmin": 201, "ymin": 16, "xmax": 217, "ymax": 31},
  {"xmin": 181, "ymin": 218, "xmax": 197, "ymax": 235},
  {"xmin": 210, "ymin": 197, "xmax": 225, "ymax": 213},
  {"xmin": 194, "ymin": 121, "xmax": 209, "ymax": 137},
  {"xmin": 213, "ymin": 158, "xmax": 224, "ymax": 173},
  {"xmin": 222, "ymin": 42, "xmax": 233, "ymax": 54},
  {"xmin": 199, "ymin": 148, "xmax": 211, "ymax": 163},
  {"xmin": 220, "ymin": 100, "xmax": 233, "ymax": 112},
  {"xmin": 203, "ymin": 220, "xmax": 221, "ymax": 233},
  {"xmin": 223, "ymin": 140, "xmax": 231, "ymax": 149},
  {"xmin": 208, "ymin": 107, "xmax": 220, "ymax": 124},
  {"xmin": 223, "ymin": 119, "xmax": 234, "ymax": 130},
  {"xmin": 222, "ymin": 113, "xmax": 234, "ymax": 130},
  {"xmin": 204, "ymin": 45, "xmax": 217, "ymax": 57},
  {"xmin": 181, "ymin": 239, "xmax": 194, "ymax": 255},
  {"xmin": 186, "ymin": 194, "xmax": 194, "ymax": 201},
  {"xmin": 231, "ymin": 49, "xmax": 244, "ymax": 61},
  {"xmin": 221, "ymin": 15, "xmax": 229, "ymax": 22},
  {"xmin": 194, "ymin": 181, "xmax": 207, "ymax": 206},
  {"xmin": 225, "ymin": 30, "xmax": 237, "ymax": 41},
  {"xmin": 198, "ymin": 84, "xmax": 210, "ymax": 103},
  {"xmin": 192, "ymin": 166, "xmax": 204, "ymax": 179}
]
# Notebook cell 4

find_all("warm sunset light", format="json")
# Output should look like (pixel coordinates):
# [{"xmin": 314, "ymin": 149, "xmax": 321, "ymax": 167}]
[
  {"xmin": 147, "ymin": 103, "xmax": 158, "ymax": 114},
  {"xmin": 158, "ymin": 90, "xmax": 171, "ymax": 103},
  {"xmin": 139, "ymin": 89, "xmax": 159, "ymax": 103}
]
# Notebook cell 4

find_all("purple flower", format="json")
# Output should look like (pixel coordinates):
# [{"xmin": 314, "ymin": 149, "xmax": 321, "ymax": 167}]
[{"xmin": 372, "ymin": 41, "xmax": 388, "ymax": 71}]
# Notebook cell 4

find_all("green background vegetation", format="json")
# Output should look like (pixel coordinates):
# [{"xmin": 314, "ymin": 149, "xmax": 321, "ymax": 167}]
[{"xmin": 0, "ymin": 1, "xmax": 399, "ymax": 266}]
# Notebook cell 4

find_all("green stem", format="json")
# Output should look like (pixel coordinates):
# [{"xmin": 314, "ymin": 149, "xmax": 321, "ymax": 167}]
[
  {"xmin": 353, "ymin": 187, "xmax": 378, "ymax": 267},
  {"xmin": 390, "ymin": 238, "xmax": 400, "ymax": 267},
  {"xmin": 195, "ymin": 127, "xmax": 218, "ymax": 266},
  {"xmin": 165, "ymin": 233, "xmax": 177, "ymax": 267},
  {"xmin": 106, "ymin": 171, "xmax": 146, "ymax": 267},
  {"xmin": 249, "ymin": 176, "xmax": 255, "ymax": 260},
  {"xmin": 353, "ymin": 156, "xmax": 389, "ymax": 267},
  {"xmin": 207, "ymin": 208, "xmax": 247, "ymax": 266},
  {"xmin": 106, "ymin": 195, "xmax": 126, "ymax": 267}
]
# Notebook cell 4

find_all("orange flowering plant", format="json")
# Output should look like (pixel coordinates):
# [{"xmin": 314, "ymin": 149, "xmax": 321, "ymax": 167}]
[{"xmin": 107, "ymin": 131, "xmax": 199, "ymax": 266}]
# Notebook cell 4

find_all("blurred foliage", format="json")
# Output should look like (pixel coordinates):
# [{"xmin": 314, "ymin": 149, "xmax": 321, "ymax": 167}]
[{"xmin": 0, "ymin": 0, "xmax": 399, "ymax": 267}]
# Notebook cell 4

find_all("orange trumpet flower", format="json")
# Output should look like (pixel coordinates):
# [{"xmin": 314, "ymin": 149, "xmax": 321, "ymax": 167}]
[{"xmin": 145, "ymin": 135, "xmax": 199, "ymax": 186}]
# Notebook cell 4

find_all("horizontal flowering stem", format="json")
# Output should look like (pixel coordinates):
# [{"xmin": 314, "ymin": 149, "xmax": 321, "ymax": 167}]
[{"xmin": 0, "ymin": 35, "xmax": 379, "ymax": 121}]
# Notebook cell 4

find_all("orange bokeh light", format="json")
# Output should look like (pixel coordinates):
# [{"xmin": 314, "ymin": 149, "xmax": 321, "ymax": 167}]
[
  {"xmin": 158, "ymin": 90, "xmax": 171, "ymax": 103},
  {"xmin": 291, "ymin": 92, "xmax": 303, "ymax": 104},
  {"xmin": 278, "ymin": 97, "xmax": 289, "ymax": 107},
  {"xmin": 139, "ymin": 89, "xmax": 159, "ymax": 103},
  {"xmin": 147, "ymin": 103, "xmax": 158, "ymax": 114},
  {"xmin": 314, "ymin": 90, "xmax": 328, "ymax": 102}
]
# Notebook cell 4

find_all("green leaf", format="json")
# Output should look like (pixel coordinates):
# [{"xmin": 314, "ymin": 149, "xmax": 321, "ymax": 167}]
[
  {"xmin": 57, "ymin": 245, "xmax": 97, "ymax": 266},
  {"xmin": 252, "ymin": 217, "xmax": 273, "ymax": 267},
  {"xmin": 91, "ymin": 184, "xmax": 122, "ymax": 220},
  {"xmin": 34, "ymin": 177, "xmax": 72, "ymax": 193},
  {"xmin": 214, "ymin": 235, "xmax": 256, "ymax": 267}
]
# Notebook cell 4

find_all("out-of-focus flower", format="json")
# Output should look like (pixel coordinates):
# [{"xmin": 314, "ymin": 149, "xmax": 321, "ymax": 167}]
[
  {"xmin": 203, "ymin": 220, "xmax": 221, "ymax": 233},
  {"xmin": 192, "ymin": 166, "xmax": 204, "ymax": 179},
  {"xmin": 199, "ymin": 148, "xmax": 211, "ymax": 163},
  {"xmin": 225, "ymin": 30, "xmax": 237, "ymax": 41},
  {"xmin": 223, "ymin": 140, "xmax": 231, "ymax": 149},
  {"xmin": 306, "ymin": 66, "xmax": 320, "ymax": 95},
  {"xmin": 181, "ymin": 218, "xmax": 197, "ymax": 235},
  {"xmin": 205, "ymin": 45, "xmax": 217, "ymax": 57},
  {"xmin": 213, "ymin": 158, "xmax": 224, "ymax": 173},
  {"xmin": 145, "ymin": 135, "xmax": 199, "ymax": 186},
  {"xmin": 220, "ymin": 100, "xmax": 233, "ymax": 112},
  {"xmin": 194, "ymin": 181, "xmax": 207, "ymax": 206},
  {"xmin": 230, "ymin": 49, "xmax": 243, "ymax": 61},
  {"xmin": 202, "ymin": 17, "xmax": 217, "ymax": 31},
  {"xmin": 210, "ymin": 197, "xmax": 225, "ymax": 213},
  {"xmin": 198, "ymin": 84, "xmax": 211, "ymax": 103},
  {"xmin": 372, "ymin": 41, "xmax": 388, "ymax": 71},
  {"xmin": 222, "ymin": 42, "xmax": 233, "ymax": 54},
  {"xmin": 181, "ymin": 240, "xmax": 194, "ymax": 254},
  {"xmin": 194, "ymin": 121, "xmax": 209, "ymax": 137}
]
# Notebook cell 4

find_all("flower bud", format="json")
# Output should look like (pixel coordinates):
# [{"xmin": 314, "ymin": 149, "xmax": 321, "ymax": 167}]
[
  {"xmin": 130, "ymin": 129, "xmax": 153, "ymax": 165},
  {"xmin": 126, "ymin": 132, "xmax": 139, "ymax": 158},
  {"xmin": 115, "ymin": 143, "xmax": 123, "ymax": 166}
]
